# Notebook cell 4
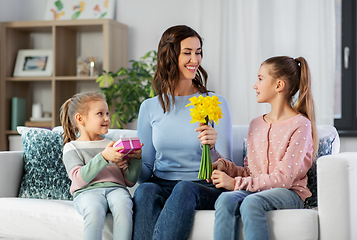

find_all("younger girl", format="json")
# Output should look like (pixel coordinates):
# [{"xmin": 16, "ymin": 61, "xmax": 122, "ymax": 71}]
[
  {"xmin": 212, "ymin": 56, "xmax": 318, "ymax": 240},
  {"xmin": 60, "ymin": 92, "xmax": 142, "ymax": 240}
]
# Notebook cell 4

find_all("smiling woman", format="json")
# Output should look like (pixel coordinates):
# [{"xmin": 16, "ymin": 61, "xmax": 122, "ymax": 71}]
[{"xmin": 133, "ymin": 25, "xmax": 233, "ymax": 240}]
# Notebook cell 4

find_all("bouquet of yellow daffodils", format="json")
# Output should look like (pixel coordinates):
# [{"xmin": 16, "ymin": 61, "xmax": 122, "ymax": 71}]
[{"xmin": 185, "ymin": 95, "xmax": 223, "ymax": 179}]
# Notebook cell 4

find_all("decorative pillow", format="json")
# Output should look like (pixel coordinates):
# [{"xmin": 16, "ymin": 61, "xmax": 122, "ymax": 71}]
[
  {"xmin": 17, "ymin": 127, "xmax": 72, "ymax": 200},
  {"xmin": 242, "ymin": 137, "xmax": 247, "ymax": 160},
  {"xmin": 304, "ymin": 135, "xmax": 335, "ymax": 209},
  {"xmin": 242, "ymin": 134, "xmax": 335, "ymax": 209}
]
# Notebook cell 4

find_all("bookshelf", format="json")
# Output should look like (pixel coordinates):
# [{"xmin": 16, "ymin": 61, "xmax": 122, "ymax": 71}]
[{"xmin": 0, "ymin": 19, "xmax": 128, "ymax": 150}]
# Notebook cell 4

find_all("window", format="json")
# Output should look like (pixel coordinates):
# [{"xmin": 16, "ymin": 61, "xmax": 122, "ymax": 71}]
[{"xmin": 334, "ymin": 0, "xmax": 357, "ymax": 135}]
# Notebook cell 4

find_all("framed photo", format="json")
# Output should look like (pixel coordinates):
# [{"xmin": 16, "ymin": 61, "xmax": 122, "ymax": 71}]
[{"xmin": 13, "ymin": 49, "xmax": 53, "ymax": 77}]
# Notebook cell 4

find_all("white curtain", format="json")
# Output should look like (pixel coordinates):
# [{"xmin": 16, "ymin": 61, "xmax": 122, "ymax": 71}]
[{"xmin": 199, "ymin": 0, "xmax": 336, "ymax": 126}]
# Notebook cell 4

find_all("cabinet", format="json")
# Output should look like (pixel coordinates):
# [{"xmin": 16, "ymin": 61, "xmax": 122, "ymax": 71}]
[{"xmin": 0, "ymin": 19, "xmax": 128, "ymax": 150}]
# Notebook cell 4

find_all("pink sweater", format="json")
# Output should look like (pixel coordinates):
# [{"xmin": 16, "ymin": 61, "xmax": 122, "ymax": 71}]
[{"xmin": 219, "ymin": 114, "xmax": 313, "ymax": 201}]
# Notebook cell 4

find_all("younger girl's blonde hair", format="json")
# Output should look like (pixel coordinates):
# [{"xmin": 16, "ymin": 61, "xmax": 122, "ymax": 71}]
[
  {"xmin": 60, "ymin": 92, "xmax": 106, "ymax": 145},
  {"xmin": 262, "ymin": 56, "xmax": 318, "ymax": 157}
]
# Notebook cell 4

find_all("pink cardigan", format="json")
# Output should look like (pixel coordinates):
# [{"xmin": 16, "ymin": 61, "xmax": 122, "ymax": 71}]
[{"xmin": 219, "ymin": 114, "xmax": 313, "ymax": 201}]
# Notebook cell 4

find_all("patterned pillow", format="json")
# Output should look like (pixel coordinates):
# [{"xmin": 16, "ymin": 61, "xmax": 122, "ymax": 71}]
[
  {"xmin": 17, "ymin": 127, "xmax": 72, "ymax": 200},
  {"xmin": 243, "ymin": 137, "xmax": 247, "ymax": 160},
  {"xmin": 304, "ymin": 135, "xmax": 335, "ymax": 209}
]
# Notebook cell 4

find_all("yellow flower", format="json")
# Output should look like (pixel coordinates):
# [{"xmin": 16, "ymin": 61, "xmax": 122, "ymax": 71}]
[
  {"xmin": 185, "ymin": 96, "xmax": 200, "ymax": 107},
  {"xmin": 185, "ymin": 94, "xmax": 223, "ymax": 180},
  {"xmin": 185, "ymin": 95, "xmax": 223, "ymax": 125}
]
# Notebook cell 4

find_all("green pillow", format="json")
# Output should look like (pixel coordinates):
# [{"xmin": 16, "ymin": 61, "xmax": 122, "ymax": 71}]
[{"xmin": 17, "ymin": 127, "xmax": 72, "ymax": 200}]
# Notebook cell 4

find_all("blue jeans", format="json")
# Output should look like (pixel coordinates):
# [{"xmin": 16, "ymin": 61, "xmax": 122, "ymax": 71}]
[
  {"xmin": 133, "ymin": 175, "xmax": 224, "ymax": 240},
  {"xmin": 214, "ymin": 188, "xmax": 304, "ymax": 240},
  {"xmin": 73, "ymin": 187, "xmax": 133, "ymax": 240}
]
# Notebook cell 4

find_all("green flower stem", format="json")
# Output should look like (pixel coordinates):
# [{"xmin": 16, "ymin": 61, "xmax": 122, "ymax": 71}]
[
  {"xmin": 198, "ymin": 116, "xmax": 212, "ymax": 180},
  {"xmin": 198, "ymin": 144, "xmax": 213, "ymax": 179}
]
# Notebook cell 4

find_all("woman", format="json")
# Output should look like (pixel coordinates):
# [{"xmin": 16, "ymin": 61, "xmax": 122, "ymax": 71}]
[{"xmin": 133, "ymin": 25, "xmax": 233, "ymax": 240}]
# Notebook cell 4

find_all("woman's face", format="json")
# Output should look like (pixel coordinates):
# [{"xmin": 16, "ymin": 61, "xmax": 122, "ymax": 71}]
[{"xmin": 178, "ymin": 37, "xmax": 202, "ymax": 81}]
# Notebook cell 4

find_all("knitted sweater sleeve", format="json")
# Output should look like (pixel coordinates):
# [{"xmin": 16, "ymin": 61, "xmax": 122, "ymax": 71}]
[
  {"xmin": 217, "ymin": 157, "xmax": 250, "ymax": 177},
  {"xmin": 124, "ymin": 158, "xmax": 143, "ymax": 187}
]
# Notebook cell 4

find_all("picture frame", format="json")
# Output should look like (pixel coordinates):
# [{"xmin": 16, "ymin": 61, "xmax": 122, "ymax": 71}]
[
  {"xmin": 44, "ymin": 0, "xmax": 116, "ymax": 20},
  {"xmin": 13, "ymin": 49, "xmax": 53, "ymax": 77}
]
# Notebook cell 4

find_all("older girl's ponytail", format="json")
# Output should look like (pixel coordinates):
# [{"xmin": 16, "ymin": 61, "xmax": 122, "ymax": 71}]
[{"xmin": 293, "ymin": 57, "xmax": 318, "ymax": 157}]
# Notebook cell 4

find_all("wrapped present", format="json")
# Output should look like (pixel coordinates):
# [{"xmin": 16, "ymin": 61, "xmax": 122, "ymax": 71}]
[{"xmin": 114, "ymin": 137, "xmax": 142, "ymax": 158}]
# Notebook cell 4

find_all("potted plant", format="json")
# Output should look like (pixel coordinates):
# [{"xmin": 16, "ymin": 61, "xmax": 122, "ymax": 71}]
[{"xmin": 96, "ymin": 50, "xmax": 157, "ymax": 129}]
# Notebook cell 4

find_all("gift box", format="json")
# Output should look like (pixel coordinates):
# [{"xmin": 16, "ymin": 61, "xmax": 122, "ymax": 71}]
[{"xmin": 114, "ymin": 137, "xmax": 141, "ymax": 158}]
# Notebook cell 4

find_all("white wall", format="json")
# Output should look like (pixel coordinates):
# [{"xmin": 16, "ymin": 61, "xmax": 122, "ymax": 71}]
[
  {"xmin": 0, "ymin": 0, "xmax": 46, "ymax": 22},
  {"xmin": 116, "ymin": 0, "xmax": 204, "ymax": 61},
  {"xmin": 340, "ymin": 137, "xmax": 357, "ymax": 152}
]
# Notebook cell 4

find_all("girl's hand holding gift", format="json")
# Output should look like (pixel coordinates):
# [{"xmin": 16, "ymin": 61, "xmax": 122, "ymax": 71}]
[
  {"xmin": 101, "ymin": 141, "xmax": 127, "ymax": 168},
  {"xmin": 116, "ymin": 143, "xmax": 143, "ymax": 169},
  {"xmin": 126, "ymin": 143, "xmax": 144, "ymax": 160}
]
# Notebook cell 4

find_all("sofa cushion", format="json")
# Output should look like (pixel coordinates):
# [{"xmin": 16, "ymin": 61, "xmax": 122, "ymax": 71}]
[
  {"xmin": 188, "ymin": 209, "xmax": 318, "ymax": 240},
  {"xmin": 0, "ymin": 198, "xmax": 113, "ymax": 240},
  {"xmin": 17, "ymin": 127, "xmax": 72, "ymax": 200}
]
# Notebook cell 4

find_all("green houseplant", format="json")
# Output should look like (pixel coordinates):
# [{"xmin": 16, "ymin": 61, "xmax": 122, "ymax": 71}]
[{"xmin": 96, "ymin": 50, "xmax": 157, "ymax": 129}]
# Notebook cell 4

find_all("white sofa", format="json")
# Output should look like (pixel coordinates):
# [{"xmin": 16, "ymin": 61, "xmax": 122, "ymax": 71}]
[{"xmin": 0, "ymin": 125, "xmax": 342, "ymax": 240}]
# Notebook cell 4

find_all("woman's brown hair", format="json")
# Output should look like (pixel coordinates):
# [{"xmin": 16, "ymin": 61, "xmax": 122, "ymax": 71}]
[
  {"xmin": 60, "ymin": 92, "xmax": 106, "ymax": 145},
  {"xmin": 153, "ymin": 25, "xmax": 209, "ymax": 113},
  {"xmin": 263, "ymin": 56, "xmax": 318, "ymax": 157}
]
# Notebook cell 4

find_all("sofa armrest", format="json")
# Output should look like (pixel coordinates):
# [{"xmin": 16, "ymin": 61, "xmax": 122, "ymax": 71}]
[
  {"xmin": 0, "ymin": 151, "xmax": 24, "ymax": 197},
  {"xmin": 317, "ymin": 152, "xmax": 357, "ymax": 240}
]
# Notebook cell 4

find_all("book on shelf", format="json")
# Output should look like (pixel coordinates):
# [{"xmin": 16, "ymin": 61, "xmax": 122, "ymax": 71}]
[
  {"xmin": 25, "ymin": 121, "xmax": 52, "ymax": 129},
  {"xmin": 11, "ymin": 97, "xmax": 26, "ymax": 131}
]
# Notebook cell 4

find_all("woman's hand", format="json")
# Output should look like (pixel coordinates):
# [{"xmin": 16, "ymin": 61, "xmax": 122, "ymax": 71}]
[
  {"xmin": 211, "ymin": 170, "xmax": 235, "ymax": 191},
  {"xmin": 196, "ymin": 122, "xmax": 217, "ymax": 149}
]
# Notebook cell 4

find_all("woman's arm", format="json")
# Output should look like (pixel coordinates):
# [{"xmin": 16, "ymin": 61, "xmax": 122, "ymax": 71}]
[{"xmin": 137, "ymin": 100, "xmax": 156, "ymax": 183}]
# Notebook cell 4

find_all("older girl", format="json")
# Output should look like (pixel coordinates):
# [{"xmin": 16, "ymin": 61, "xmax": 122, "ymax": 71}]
[{"xmin": 212, "ymin": 56, "xmax": 318, "ymax": 240}]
